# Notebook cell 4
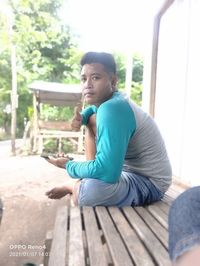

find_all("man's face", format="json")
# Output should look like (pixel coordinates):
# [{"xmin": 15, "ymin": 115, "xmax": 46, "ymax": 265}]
[{"xmin": 80, "ymin": 63, "xmax": 116, "ymax": 106}]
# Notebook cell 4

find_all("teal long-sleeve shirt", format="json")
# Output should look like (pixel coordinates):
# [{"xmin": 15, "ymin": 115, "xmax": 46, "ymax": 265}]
[{"xmin": 66, "ymin": 92, "xmax": 136, "ymax": 183}]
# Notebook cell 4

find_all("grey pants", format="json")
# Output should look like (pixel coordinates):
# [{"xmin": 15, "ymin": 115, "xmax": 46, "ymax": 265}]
[{"xmin": 78, "ymin": 170, "xmax": 163, "ymax": 207}]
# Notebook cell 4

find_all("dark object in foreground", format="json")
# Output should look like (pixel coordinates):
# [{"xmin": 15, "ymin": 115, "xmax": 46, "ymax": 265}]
[
  {"xmin": 41, "ymin": 154, "xmax": 50, "ymax": 159},
  {"xmin": 40, "ymin": 154, "xmax": 74, "ymax": 160}
]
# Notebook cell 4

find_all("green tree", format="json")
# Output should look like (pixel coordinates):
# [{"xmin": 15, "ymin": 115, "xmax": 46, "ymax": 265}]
[
  {"xmin": 0, "ymin": 0, "xmax": 79, "ymax": 137},
  {"xmin": 131, "ymin": 54, "xmax": 143, "ymax": 105},
  {"xmin": 114, "ymin": 52, "xmax": 126, "ymax": 88},
  {"xmin": 114, "ymin": 53, "xmax": 143, "ymax": 105}
]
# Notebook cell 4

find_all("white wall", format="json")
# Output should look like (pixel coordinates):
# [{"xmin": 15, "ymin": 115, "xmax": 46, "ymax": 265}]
[{"xmin": 153, "ymin": 0, "xmax": 200, "ymax": 185}]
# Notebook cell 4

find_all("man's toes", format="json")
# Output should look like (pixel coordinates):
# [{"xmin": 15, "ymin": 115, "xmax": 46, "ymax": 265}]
[
  {"xmin": 45, "ymin": 189, "xmax": 56, "ymax": 198},
  {"xmin": 47, "ymin": 193, "xmax": 57, "ymax": 199},
  {"xmin": 45, "ymin": 190, "xmax": 53, "ymax": 196}
]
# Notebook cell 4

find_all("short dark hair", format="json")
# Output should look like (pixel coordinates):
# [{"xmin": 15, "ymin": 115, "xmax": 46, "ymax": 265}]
[{"xmin": 80, "ymin": 52, "xmax": 116, "ymax": 75}]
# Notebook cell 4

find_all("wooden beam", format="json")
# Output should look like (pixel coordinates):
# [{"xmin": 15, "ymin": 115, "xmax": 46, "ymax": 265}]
[
  {"xmin": 149, "ymin": 0, "xmax": 175, "ymax": 117},
  {"xmin": 149, "ymin": 15, "xmax": 160, "ymax": 117},
  {"xmin": 32, "ymin": 92, "xmax": 38, "ymax": 152},
  {"xmin": 157, "ymin": 0, "xmax": 176, "ymax": 17}
]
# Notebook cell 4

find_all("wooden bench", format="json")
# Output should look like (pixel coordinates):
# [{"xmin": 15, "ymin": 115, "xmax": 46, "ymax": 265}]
[{"xmin": 44, "ymin": 185, "xmax": 184, "ymax": 266}]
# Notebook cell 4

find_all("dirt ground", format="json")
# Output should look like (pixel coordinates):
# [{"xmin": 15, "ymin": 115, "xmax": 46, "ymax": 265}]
[{"xmin": 0, "ymin": 140, "xmax": 83, "ymax": 266}]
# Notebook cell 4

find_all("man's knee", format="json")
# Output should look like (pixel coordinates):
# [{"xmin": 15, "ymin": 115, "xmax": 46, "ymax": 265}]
[
  {"xmin": 77, "ymin": 178, "xmax": 118, "ymax": 207},
  {"xmin": 78, "ymin": 179, "xmax": 103, "ymax": 206}
]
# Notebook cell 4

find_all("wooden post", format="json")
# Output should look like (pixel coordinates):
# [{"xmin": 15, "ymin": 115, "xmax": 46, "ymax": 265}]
[
  {"xmin": 58, "ymin": 137, "xmax": 62, "ymax": 154},
  {"xmin": 10, "ymin": 44, "xmax": 17, "ymax": 155},
  {"xmin": 149, "ymin": 16, "xmax": 160, "ymax": 117},
  {"xmin": 125, "ymin": 52, "xmax": 133, "ymax": 98},
  {"xmin": 149, "ymin": 0, "xmax": 175, "ymax": 117},
  {"xmin": 32, "ymin": 93, "xmax": 38, "ymax": 153}
]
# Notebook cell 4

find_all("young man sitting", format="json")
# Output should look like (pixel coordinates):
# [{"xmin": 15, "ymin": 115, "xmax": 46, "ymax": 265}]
[{"xmin": 45, "ymin": 51, "xmax": 172, "ymax": 207}]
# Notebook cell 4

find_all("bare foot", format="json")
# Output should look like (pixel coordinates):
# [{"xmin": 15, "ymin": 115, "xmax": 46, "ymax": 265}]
[{"xmin": 45, "ymin": 186, "xmax": 71, "ymax": 199}]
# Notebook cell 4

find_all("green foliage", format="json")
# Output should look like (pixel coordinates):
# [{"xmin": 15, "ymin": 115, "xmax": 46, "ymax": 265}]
[
  {"xmin": 16, "ymin": 91, "xmax": 32, "ymax": 134},
  {"xmin": 131, "ymin": 81, "xmax": 142, "ymax": 106},
  {"xmin": 0, "ymin": 0, "xmax": 79, "ymax": 137},
  {"xmin": 43, "ymin": 139, "xmax": 75, "ymax": 154},
  {"xmin": 0, "ymin": 0, "xmax": 144, "ymax": 139},
  {"xmin": 40, "ymin": 105, "xmax": 74, "ymax": 121},
  {"xmin": 114, "ymin": 52, "xmax": 126, "ymax": 88},
  {"xmin": 11, "ymin": 0, "xmax": 79, "ymax": 85},
  {"xmin": 114, "ymin": 53, "xmax": 143, "ymax": 105},
  {"xmin": 132, "ymin": 54, "xmax": 143, "ymax": 83},
  {"xmin": 131, "ymin": 54, "xmax": 143, "ymax": 105}
]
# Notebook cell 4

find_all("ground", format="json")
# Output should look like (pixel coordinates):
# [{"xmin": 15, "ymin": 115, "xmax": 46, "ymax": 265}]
[{"xmin": 0, "ymin": 140, "xmax": 83, "ymax": 266}]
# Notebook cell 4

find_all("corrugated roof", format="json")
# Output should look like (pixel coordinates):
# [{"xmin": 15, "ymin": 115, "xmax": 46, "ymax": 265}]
[{"xmin": 29, "ymin": 81, "xmax": 82, "ymax": 106}]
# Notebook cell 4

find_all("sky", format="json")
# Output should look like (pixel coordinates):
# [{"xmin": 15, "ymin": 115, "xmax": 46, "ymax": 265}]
[
  {"xmin": 61, "ymin": 0, "xmax": 165, "ymax": 54},
  {"xmin": 2, "ymin": 0, "xmax": 165, "ymax": 55}
]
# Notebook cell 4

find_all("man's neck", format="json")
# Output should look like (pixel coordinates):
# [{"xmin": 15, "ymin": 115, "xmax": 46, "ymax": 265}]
[{"xmin": 94, "ymin": 91, "xmax": 116, "ymax": 107}]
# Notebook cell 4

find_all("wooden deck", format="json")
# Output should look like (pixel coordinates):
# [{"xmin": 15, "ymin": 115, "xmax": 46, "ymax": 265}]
[{"xmin": 44, "ymin": 183, "xmax": 186, "ymax": 266}]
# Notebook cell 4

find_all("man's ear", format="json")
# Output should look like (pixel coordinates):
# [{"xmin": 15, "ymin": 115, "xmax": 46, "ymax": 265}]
[{"xmin": 111, "ymin": 75, "xmax": 118, "ymax": 90}]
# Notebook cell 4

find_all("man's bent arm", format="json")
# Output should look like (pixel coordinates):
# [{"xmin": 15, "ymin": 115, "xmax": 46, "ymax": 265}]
[
  {"xmin": 67, "ymin": 96, "xmax": 136, "ymax": 183},
  {"xmin": 81, "ymin": 105, "xmax": 97, "ymax": 125}
]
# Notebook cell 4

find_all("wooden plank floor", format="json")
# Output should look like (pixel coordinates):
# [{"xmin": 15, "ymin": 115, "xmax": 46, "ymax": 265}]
[{"xmin": 45, "ymin": 189, "xmax": 184, "ymax": 266}]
